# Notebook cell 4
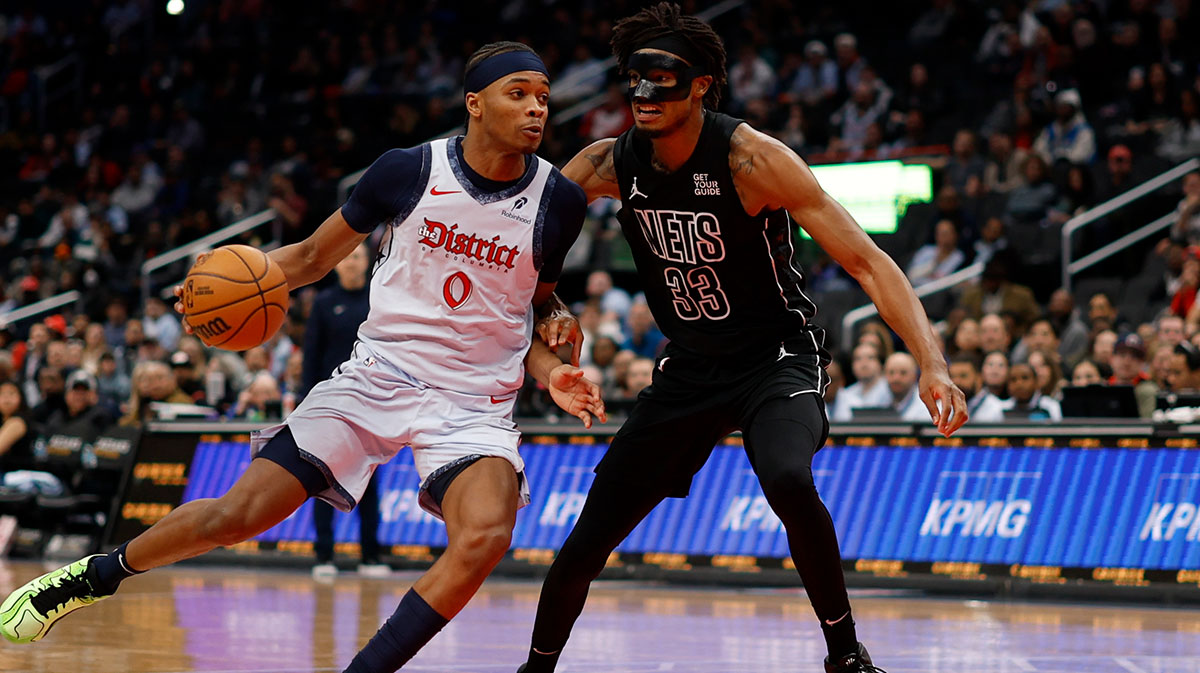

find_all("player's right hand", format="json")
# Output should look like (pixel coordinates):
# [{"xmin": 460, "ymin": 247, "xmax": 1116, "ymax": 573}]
[
  {"xmin": 172, "ymin": 285, "xmax": 194, "ymax": 334},
  {"xmin": 547, "ymin": 364, "xmax": 607, "ymax": 429},
  {"xmin": 919, "ymin": 369, "xmax": 968, "ymax": 437}
]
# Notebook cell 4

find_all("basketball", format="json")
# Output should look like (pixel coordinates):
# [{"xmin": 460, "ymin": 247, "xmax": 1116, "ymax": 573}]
[{"xmin": 181, "ymin": 244, "xmax": 289, "ymax": 351}]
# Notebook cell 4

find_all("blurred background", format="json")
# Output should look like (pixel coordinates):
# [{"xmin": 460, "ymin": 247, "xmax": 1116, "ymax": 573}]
[{"xmin": 0, "ymin": 0, "xmax": 1198, "ymax": 596}]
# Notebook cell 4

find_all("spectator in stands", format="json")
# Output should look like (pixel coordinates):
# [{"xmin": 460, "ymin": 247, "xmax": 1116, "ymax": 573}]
[
  {"xmin": 623, "ymin": 357, "xmax": 655, "ymax": 399},
  {"xmin": 1157, "ymin": 314, "xmax": 1186, "ymax": 349},
  {"xmin": 584, "ymin": 270, "xmax": 631, "ymax": 326},
  {"xmin": 1158, "ymin": 90, "xmax": 1200, "ymax": 164},
  {"xmin": 120, "ymin": 360, "xmax": 190, "ymax": 426},
  {"xmin": 142, "ymin": 296, "xmax": 181, "ymax": 352},
  {"xmin": 1070, "ymin": 359, "xmax": 1108, "ymax": 386},
  {"xmin": 1032, "ymin": 89, "xmax": 1095, "ymax": 165},
  {"xmin": 830, "ymin": 79, "xmax": 888, "ymax": 153},
  {"xmin": 948, "ymin": 354, "xmax": 1005, "ymax": 423},
  {"xmin": 728, "ymin": 45, "xmax": 776, "ymax": 113},
  {"xmin": 1168, "ymin": 170, "xmax": 1200, "ymax": 246},
  {"xmin": 973, "ymin": 216, "xmax": 1009, "ymax": 266},
  {"xmin": 1047, "ymin": 288, "xmax": 1091, "ymax": 364},
  {"xmin": 579, "ymin": 84, "xmax": 634, "ymax": 142},
  {"xmin": 945, "ymin": 130, "xmax": 986, "ymax": 196},
  {"xmin": 169, "ymin": 351, "xmax": 204, "ymax": 404},
  {"xmin": 1000, "ymin": 363, "xmax": 1062, "ymax": 420},
  {"xmin": 889, "ymin": 62, "xmax": 945, "ymax": 126},
  {"xmin": 982, "ymin": 130, "xmax": 1028, "ymax": 194},
  {"xmin": 960, "ymin": 255, "xmax": 1040, "ymax": 331},
  {"xmin": 229, "ymin": 371, "xmax": 282, "ymax": 421},
  {"xmin": 950, "ymin": 317, "xmax": 982, "ymax": 361},
  {"xmin": 832, "ymin": 343, "xmax": 890, "ymax": 421},
  {"xmin": 979, "ymin": 313, "xmax": 1013, "ymax": 357},
  {"xmin": 1005, "ymin": 153, "xmax": 1059, "ymax": 225},
  {"xmin": 95, "ymin": 352, "xmax": 128, "ymax": 417},
  {"xmin": 1088, "ymin": 292, "xmax": 1123, "ymax": 333},
  {"xmin": 788, "ymin": 40, "xmax": 838, "ymax": 108},
  {"xmin": 856, "ymin": 321, "xmax": 895, "ymax": 361},
  {"xmin": 1053, "ymin": 164, "xmax": 1097, "ymax": 221},
  {"xmin": 590, "ymin": 336, "xmax": 619, "ymax": 388},
  {"xmin": 1012, "ymin": 317, "xmax": 1060, "ymax": 365},
  {"xmin": 1109, "ymin": 334, "xmax": 1158, "ymax": 418},
  {"xmin": 883, "ymin": 352, "xmax": 928, "ymax": 421},
  {"xmin": 1150, "ymin": 343, "xmax": 1176, "ymax": 390},
  {"xmin": 31, "ymin": 366, "xmax": 66, "ymax": 426},
  {"xmin": 80, "ymin": 323, "xmax": 108, "ymax": 376},
  {"xmin": 102, "ymin": 299, "xmax": 129, "ymax": 350},
  {"xmin": 1091, "ymin": 329, "xmax": 1118, "ymax": 368},
  {"xmin": 824, "ymin": 360, "xmax": 844, "ymax": 413},
  {"xmin": 1168, "ymin": 343, "xmax": 1200, "ymax": 392},
  {"xmin": 115, "ymin": 319, "xmax": 144, "ymax": 376},
  {"xmin": 17, "ymin": 323, "xmax": 51, "ymax": 404},
  {"xmin": 607, "ymin": 349, "xmax": 636, "ymax": 401},
  {"xmin": 834, "ymin": 33, "xmax": 867, "ymax": 94},
  {"xmin": 907, "ymin": 219, "xmax": 965, "ymax": 286},
  {"xmin": 45, "ymin": 371, "xmax": 112, "ymax": 441},
  {"xmin": 0, "ymin": 381, "xmax": 36, "ymax": 473},
  {"xmin": 982, "ymin": 350, "xmax": 1010, "ymax": 399},
  {"xmin": 622, "ymin": 300, "xmax": 664, "ymax": 359},
  {"xmin": 1027, "ymin": 348, "xmax": 1065, "ymax": 400},
  {"xmin": 1175, "ymin": 256, "xmax": 1200, "ymax": 322}
]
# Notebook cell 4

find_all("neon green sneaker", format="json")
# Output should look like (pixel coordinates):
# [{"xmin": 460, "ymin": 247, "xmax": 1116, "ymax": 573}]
[{"xmin": 1, "ymin": 555, "xmax": 109, "ymax": 643}]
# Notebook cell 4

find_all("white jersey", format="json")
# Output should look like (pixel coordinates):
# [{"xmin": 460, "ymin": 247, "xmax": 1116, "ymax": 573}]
[{"xmin": 357, "ymin": 137, "xmax": 554, "ymax": 396}]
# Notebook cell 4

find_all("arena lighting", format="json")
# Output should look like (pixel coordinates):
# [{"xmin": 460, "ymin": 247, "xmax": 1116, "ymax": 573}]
[{"xmin": 166, "ymin": 0, "xmax": 184, "ymax": 16}]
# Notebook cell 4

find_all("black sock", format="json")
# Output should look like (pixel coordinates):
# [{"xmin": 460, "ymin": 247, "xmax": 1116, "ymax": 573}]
[
  {"xmin": 820, "ymin": 609, "xmax": 858, "ymax": 659},
  {"xmin": 89, "ymin": 541, "xmax": 143, "ymax": 595},
  {"xmin": 520, "ymin": 646, "xmax": 562, "ymax": 673},
  {"xmin": 344, "ymin": 589, "xmax": 448, "ymax": 672}
]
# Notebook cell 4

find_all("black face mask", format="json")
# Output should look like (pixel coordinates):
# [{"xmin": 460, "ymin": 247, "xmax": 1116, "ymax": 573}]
[{"xmin": 626, "ymin": 51, "xmax": 707, "ymax": 103}]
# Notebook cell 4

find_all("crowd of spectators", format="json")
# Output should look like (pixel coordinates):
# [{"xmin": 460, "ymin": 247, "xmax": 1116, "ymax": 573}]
[{"xmin": 2, "ymin": 0, "xmax": 1200, "ymax": 448}]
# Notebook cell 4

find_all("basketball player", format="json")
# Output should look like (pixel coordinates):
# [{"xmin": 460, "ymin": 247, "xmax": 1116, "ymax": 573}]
[
  {"xmin": 2, "ymin": 42, "xmax": 606, "ymax": 673},
  {"xmin": 519, "ymin": 6, "xmax": 967, "ymax": 673}
]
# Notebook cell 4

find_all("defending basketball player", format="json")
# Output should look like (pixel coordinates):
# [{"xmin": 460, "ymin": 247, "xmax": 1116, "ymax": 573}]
[
  {"xmin": 519, "ymin": 5, "xmax": 967, "ymax": 673},
  {"xmin": 2, "ymin": 42, "xmax": 605, "ymax": 673}
]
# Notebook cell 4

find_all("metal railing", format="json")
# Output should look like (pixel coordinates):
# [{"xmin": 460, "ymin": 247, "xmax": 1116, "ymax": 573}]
[
  {"xmin": 1060, "ymin": 157, "xmax": 1198, "ymax": 291},
  {"xmin": 840, "ymin": 263, "xmax": 983, "ymax": 352},
  {"xmin": 0, "ymin": 291, "xmax": 81, "ymax": 329},
  {"xmin": 34, "ymin": 54, "xmax": 82, "ymax": 130},
  {"xmin": 1067, "ymin": 211, "xmax": 1177, "ymax": 279},
  {"xmin": 139, "ymin": 209, "xmax": 278, "ymax": 305}
]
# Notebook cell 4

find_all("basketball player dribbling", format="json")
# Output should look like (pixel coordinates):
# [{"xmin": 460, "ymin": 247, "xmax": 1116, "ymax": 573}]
[
  {"xmin": 516, "ymin": 5, "xmax": 968, "ymax": 673},
  {"xmin": 2, "ymin": 42, "xmax": 606, "ymax": 673}
]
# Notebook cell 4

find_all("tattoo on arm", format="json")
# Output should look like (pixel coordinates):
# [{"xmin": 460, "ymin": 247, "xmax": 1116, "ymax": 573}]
[
  {"xmin": 585, "ymin": 147, "xmax": 618, "ymax": 184},
  {"xmin": 730, "ymin": 135, "xmax": 755, "ymax": 176}
]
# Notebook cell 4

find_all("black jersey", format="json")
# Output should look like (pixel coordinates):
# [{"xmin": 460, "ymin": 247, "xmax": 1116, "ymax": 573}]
[{"xmin": 613, "ymin": 110, "xmax": 825, "ymax": 359}]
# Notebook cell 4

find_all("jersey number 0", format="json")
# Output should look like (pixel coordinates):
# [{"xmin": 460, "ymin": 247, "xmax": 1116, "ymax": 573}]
[
  {"xmin": 443, "ymin": 271, "xmax": 473, "ymax": 310},
  {"xmin": 663, "ymin": 266, "xmax": 730, "ymax": 320}
]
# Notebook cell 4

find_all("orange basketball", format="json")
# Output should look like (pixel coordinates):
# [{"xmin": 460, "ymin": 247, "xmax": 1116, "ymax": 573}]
[{"xmin": 181, "ymin": 244, "xmax": 289, "ymax": 351}]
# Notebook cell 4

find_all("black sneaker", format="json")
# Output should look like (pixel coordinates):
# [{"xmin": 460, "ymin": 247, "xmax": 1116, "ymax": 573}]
[{"xmin": 824, "ymin": 642, "xmax": 886, "ymax": 673}]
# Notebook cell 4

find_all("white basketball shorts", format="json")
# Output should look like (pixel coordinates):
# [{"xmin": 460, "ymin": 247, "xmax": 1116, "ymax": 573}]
[{"xmin": 250, "ymin": 342, "xmax": 529, "ymax": 520}]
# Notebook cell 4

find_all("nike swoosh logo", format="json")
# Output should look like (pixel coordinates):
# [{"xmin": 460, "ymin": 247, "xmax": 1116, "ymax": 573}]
[
  {"xmin": 430, "ymin": 186, "xmax": 461, "ymax": 196},
  {"xmin": 490, "ymin": 395, "xmax": 514, "ymax": 404}
]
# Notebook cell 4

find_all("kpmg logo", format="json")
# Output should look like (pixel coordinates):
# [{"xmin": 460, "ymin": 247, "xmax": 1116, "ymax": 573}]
[
  {"xmin": 918, "ymin": 471, "xmax": 1039, "ymax": 539},
  {"xmin": 417, "ymin": 217, "xmax": 521, "ymax": 269},
  {"xmin": 1139, "ymin": 473, "xmax": 1200, "ymax": 542}
]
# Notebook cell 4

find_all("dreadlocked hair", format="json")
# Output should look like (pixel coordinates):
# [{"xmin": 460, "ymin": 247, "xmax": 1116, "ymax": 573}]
[{"xmin": 610, "ymin": 2, "xmax": 727, "ymax": 108}]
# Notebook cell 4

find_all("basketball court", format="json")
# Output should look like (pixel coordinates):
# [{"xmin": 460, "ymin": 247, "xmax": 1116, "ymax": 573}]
[{"xmin": 2, "ymin": 560, "xmax": 1197, "ymax": 673}]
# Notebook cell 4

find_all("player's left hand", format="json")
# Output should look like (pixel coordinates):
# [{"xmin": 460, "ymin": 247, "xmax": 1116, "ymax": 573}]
[
  {"xmin": 536, "ymin": 313, "xmax": 584, "ymax": 367},
  {"xmin": 547, "ymin": 364, "xmax": 607, "ymax": 429},
  {"xmin": 919, "ymin": 369, "xmax": 968, "ymax": 437}
]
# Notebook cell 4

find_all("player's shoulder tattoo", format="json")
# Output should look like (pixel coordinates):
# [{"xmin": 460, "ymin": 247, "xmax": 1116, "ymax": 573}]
[
  {"xmin": 584, "ymin": 140, "xmax": 618, "ymax": 185},
  {"xmin": 729, "ymin": 128, "xmax": 756, "ymax": 177}
]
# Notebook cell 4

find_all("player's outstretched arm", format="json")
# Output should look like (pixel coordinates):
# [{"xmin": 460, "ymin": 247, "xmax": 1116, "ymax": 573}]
[
  {"xmin": 562, "ymin": 138, "xmax": 621, "ymax": 204},
  {"xmin": 728, "ymin": 126, "xmax": 967, "ymax": 436},
  {"xmin": 268, "ymin": 208, "xmax": 368, "ymax": 290},
  {"xmin": 525, "ymin": 338, "xmax": 607, "ymax": 428}
]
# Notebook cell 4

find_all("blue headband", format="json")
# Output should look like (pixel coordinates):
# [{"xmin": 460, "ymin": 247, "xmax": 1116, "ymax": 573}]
[{"xmin": 464, "ymin": 51, "xmax": 549, "ymax": 94}]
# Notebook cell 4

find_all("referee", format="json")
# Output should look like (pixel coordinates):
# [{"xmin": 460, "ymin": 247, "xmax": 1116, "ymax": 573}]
[{"xmin": 302, "ymin": 242, "xmax": 388, "ymax": 577}]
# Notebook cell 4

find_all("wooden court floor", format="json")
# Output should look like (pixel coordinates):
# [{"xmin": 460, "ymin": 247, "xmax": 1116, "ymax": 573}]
[{"xmin": 1, "ymin": 560, "xmax": 1199, "ymax": 673}]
